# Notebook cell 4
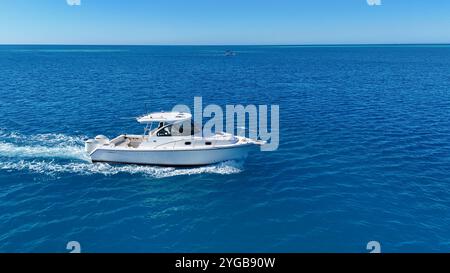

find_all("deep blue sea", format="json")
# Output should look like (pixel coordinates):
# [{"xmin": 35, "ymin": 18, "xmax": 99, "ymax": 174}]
[{"xmin": 1, "ymin": 45, "xmax": 450, "ymax": 252}]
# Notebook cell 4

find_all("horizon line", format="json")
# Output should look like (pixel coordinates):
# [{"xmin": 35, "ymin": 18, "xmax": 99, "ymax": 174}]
[{"xmin": 1, "ymin": 42, "xmax": 450, "ymax": 47}]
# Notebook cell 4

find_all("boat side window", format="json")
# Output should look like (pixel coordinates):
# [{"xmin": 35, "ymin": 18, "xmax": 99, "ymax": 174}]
[
  {"xmin": 157, "ymin": 124, "xmax": 172, "ymax": 137},
  {"xmin": 171, "ymin": 120, "xmax": 199, "ymax": 136}
]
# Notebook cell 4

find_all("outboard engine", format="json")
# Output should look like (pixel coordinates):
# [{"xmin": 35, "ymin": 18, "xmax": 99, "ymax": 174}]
[
  {"xmin": 85, "ymin": 135, "xmax": 109, "ymax": 154},
  {"xmin": 94, "ymin": 135, "xmax": 109, "ymax": 145}
]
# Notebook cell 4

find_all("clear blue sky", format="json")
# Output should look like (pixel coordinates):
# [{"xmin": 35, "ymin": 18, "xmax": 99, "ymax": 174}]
[{"xmin": 1, "ymin": 0, "xmax": 449, "ymax": 45}]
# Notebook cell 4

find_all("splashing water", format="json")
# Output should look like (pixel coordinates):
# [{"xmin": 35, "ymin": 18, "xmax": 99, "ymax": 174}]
[
  {"xmin": 0, "ymin": 142, "xmax": 89, "ymax": 161},
  {"xmin": 0, "ymin": 160, "xmax": 243, "ymax": 178},
  {"xmin": 0, "ymin": 130, "xmax": 89, "ymax": 161}
]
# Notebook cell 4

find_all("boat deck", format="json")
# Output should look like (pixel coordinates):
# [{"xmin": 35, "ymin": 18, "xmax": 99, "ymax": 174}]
[{"xmin": 110, "ymin": 135, "xmax": 145, "ymax": 148}]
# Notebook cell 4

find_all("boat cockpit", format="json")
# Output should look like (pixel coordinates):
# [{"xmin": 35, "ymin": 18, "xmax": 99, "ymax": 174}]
[{"xmin": 151, "ymin": 120, "xmax": 202, "ymax": 137}]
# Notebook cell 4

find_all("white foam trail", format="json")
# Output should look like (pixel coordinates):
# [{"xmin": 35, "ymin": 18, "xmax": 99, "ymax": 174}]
[
  {"xmin": 0, "ymin": 130, "xmax": 85, "ymax": 146},
  {"xmin": 0, "ymin": 130, "xmax": 89, "ymax": 161},
  {"xmin": 0, "ymin": 142, "xmax": 89, "ymax": 161},
  {"xmin": 0, "ymin": 160, "xmax": 243, "ymax": 178}
]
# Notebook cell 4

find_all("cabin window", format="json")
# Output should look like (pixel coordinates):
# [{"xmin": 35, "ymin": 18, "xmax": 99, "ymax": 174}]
[
  {"xmin": 205, "ymin": 141, "xmax": 212, "ymax": 145},
  {"xmin": 185, "ymin": 141, "xmax": 191, "ymax": 145}
]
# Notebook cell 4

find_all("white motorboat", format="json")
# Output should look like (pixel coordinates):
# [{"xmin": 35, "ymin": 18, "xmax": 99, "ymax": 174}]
[{"xmin": 85, "ymin": 112, "xmax": 264, "ymax": 166}]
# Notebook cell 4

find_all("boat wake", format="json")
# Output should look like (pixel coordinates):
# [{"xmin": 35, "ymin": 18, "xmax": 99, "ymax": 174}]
[
  {"xmin": 0, "ymin": 142, "xmax": 89, "ymax": 161},
  {"xmin": 0, "ymin": 130, "xmax": 243, "ymax": 178},
  {"xmin": 0, "ymin": 130, "xmax": 89, "ymax": 161},
  {"xmin": 0, "ymin": 160, "xmax": 243, "ymax": 178}
]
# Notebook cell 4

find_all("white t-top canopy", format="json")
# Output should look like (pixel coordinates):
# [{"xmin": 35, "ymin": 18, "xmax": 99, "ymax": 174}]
[{"xmin": 137, "ymin": 112, "xmax": 192, "ymax": 124}]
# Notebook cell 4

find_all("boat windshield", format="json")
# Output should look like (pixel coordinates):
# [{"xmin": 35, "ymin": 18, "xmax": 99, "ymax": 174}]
[{"xmin": 156, "ymin": 120, "xmax": 201, "ymax": 137}]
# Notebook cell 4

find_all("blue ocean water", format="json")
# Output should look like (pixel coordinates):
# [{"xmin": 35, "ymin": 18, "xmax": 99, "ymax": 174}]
[{"xmin": 1, "ymin": 45, "xmax": 450, "ymax": 252}]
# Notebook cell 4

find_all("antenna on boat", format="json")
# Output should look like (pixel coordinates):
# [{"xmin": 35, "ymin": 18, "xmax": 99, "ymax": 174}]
[{"xmin": 144, "ymin": 101, "xmax": 151, "ymax": 114}]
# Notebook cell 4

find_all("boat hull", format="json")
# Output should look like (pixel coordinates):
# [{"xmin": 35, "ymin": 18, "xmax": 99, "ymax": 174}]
[{"xmin": 89, "ymin": 144, "xmax": 254, "ymax": 166}]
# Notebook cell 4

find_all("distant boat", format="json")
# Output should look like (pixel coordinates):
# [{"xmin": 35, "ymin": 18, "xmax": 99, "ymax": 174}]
[
  {"xmin": 224, "ymin": 50, "xmax": 236, "ymax": 56},
  {"xmin": 85, "ymin": 111, "xmax": 264, "ymax": 166}
]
